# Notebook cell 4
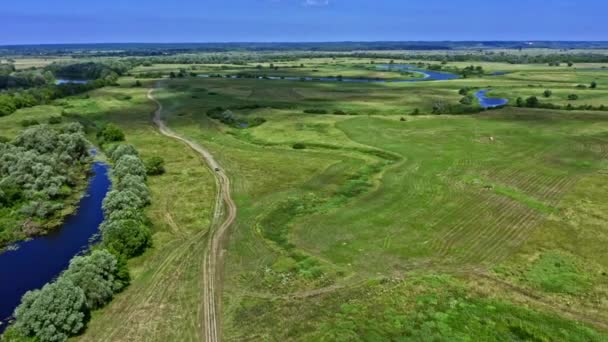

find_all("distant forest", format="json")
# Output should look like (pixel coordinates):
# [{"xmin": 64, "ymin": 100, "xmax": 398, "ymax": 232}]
[{"xmin": 2, "ymin": 41, "xmax": 608, "ymax": 56}]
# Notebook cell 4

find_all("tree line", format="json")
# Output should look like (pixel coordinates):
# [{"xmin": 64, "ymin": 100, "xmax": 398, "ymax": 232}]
[
  {"xmin": 0, "ymin": 61, "xmax": 135, "ymax": 117},
  {"xmin": 3, "ymin": 140, "xmax": 162, "ymax": 341}
]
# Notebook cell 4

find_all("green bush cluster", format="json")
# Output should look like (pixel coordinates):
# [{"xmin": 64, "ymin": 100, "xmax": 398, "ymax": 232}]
[
  {"xmin": 303, "ymin": 108, "xmax": 329, "ymax": 114},
  {"xmin": 101, "ymin": 144, "xmax": 152, "ymax": 258},
  {"xmin": 206, "ymin": 106, "xmax": 266, "ymax": 128},
  {"xmin": 0, "ymin": 124, "xmax": 89, "ymax": 241},
  {"xmin": 516, "ymin": 96, "xmax": 608, "ymax": 111},
  {"xmin": 8, "ymin": 250, "xmax": 128, "ymax": 342},
  {"xmin": 96, "ymin": 123, "xmax": 125, "ymax": 144},
  {"xmin": 6, "ymin": 143, "xmax": 154, "ymax": 341}
]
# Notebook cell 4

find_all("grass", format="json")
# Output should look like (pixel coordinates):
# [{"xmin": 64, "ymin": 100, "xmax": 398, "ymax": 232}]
[
  {"xmin": 2, "ymin": 56, "xmax": 608, "ymax": 340},
  {"xmin": 0, "ymin": 79, "xmax": 217, "ymax": 341},
  {"xmin": 152, "ymin": 67, "xmax": 608, "ymax": 339}
]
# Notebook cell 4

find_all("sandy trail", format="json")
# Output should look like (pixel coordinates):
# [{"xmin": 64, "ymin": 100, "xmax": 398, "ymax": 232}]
[{"xmin": 148, "ymin": 87, "xmax": 236, "ymax": 342}]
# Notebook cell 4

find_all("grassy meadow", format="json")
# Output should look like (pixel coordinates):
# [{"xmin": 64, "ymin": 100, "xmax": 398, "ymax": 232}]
[
  {"xmin": 149, "ymin": 60, "xmax": 608, "ymax": 340},
  {"xmin": 1, "ymin": 56, "xmax": 608, "ymax": 340}
]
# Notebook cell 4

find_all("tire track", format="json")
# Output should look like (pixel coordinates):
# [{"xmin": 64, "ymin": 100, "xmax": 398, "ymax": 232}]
[{"xmin": 149, "ymin": 86, "xmax": 237, "ymax": 342}]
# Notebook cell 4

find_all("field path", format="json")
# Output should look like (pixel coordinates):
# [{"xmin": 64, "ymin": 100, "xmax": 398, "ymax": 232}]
[{"xmin": 148, "ymin": 86, "xmax": 236, "ymax": 342}]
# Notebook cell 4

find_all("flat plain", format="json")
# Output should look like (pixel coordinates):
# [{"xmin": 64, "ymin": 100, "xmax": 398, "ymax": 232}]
[{"xmin": 2, "ymin": 56, "xmax": 607, "ymax": 341}]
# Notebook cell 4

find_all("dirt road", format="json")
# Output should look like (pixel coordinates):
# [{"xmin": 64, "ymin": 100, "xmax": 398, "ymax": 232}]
[{"xmin": 148, "ymin": 87, "xmax": 236, "ymax": 342}]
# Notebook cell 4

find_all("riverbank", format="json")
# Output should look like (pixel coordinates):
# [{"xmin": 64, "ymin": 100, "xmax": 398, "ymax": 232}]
[{"xmin": 0, "ymin": 161, "xmax": 110, "ymax": 332}]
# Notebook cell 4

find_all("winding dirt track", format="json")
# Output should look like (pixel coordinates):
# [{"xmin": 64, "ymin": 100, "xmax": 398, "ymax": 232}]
[{"xmin": 148, "ymin": 87, "xmax": 236, "ymax": 342}]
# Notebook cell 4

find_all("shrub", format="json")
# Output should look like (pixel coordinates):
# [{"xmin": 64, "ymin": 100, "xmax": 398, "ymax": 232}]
[
  {"xmin": 292, "ymin": 143, "xmax": 306, "ymax": 150},
  {"xmin": 590, "ymin": 81, "xmax": 597, "ymax": 89},
  {"xmin": 543, "ymin": 90, "xmax": 552, "ymax": 98},
  {"xmin": 459, "ymin": 95, "xmax": 473, "ymax": 105},
  {"xmin": 525, "ymin": 96, "xmax": 539, "ymax": 108},
  {"xmin": 116, "ymin": 175, "xmax": 150, "ymax": 205},
  {"xmin": 102, "ymin": 219, "xmax": 152, "ymax": 258},
  {"xmin": 145, "ymin": 156, "xmax": 165, "ymax": 176},
  {"xmin": 20, "ymin": 119, "xmax": 39, "ymax": 127},
  {"xmin": 48, "ymin": 116, "xmax": 62, "ymax": 124},
  {"xmin": 13, "ymin": 278, "xmax": 87, "ymax": 342},
  {"xmin": 303, "ymin": 109, "xmax": 328, "ymax": 114},
  {"xmin": 102, "ymin": 189, "xmax": 145, "ymax": 216},
  {"xmin": 109, "ymin": 144, "xmax": 139, "ymax": 162},
  {"xmin": 97, "ymin": 123, "xmax": 125, "ymax": 143},
  {"xmin": 568, "ymin": 94, "xmax": 579, "ymax": 101},
  {"xmin": 62, "ymin": 250, "xmax": 126, "ymax": 309},
  {"xmin": 113, "ymin": 154, "xmax": 147, "ymax": 180}
]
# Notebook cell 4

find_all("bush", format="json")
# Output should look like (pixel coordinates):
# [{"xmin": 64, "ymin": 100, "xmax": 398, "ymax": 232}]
[
  {"xmin": 48, "ymin": 116, "xmax": 62, "ymax": 124},
  {"xmin": 116, "ymin": 175, "xmax": 150, "ymax": 205},
  {"xmin": 102, "ymin": 189, "xmax": 145, "ymax": 216},
  {"xmin": 109, "ymin": 144, "xmax": 139, "ymax": 162},
  {"xmin": 62, "ymin": 250, "xmax": 126, "ymax": 309},
  {"xmin": 590, "ymin": 81, "xmax": 597, "ymax": 89},
  {"xmin": 145, "ymin": 156, "xmax": 165, "ymax": 176},
  {"xmin": 20, "ymin": 119, "xmax": 39, "ymax": 127},
  {"xmin": 568, "ymin": 94, "xmax": 579, "ymax": 101},
  {"xmin": 459, "ymin": 95, "xmax": 473, "ymax": 105},
  {"xmin": 97, "ymin": 123, "xmax": 125, "ymax": 143},
  {"xmin": 292, "ymin": 143, "xmax": 306, "ymax": 150},
  {"xmin": 113, "ymin": 154, "xmax": 147, "ymax": 180},
  {"xmin": 13, "ymin": 278, "xmax": 87, "ymax": 342},
  {"xmin": 525, "ymin": 96, "xmax": 540, "ymax": 107},
  {"xmin": 543, "ymin": 90, "xmax": 552, "ymax": 98},
  {"xmin": 303, "ymin": 109, "xmax": 328, "ymax": 114},
  {"xmin": 102, "ymin": 219, "xmax": 152, "ymax": 258}
]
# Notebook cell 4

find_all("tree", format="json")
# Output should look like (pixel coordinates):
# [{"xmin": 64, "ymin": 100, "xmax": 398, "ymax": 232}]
[
  {"xmin": 102, "ymin": 219, "xmax": 152, "ymax": 257},
  {"xmin": 13, "ymin": 278, "xmax": 87, "ymax": 342},
  {"xmin": 590, "ymin": 81, "xmax": 597, "ymax": 89},
  {"xmin": 134, "ymin": 80, "xmax": 142, "ymax": 87},
  {"xmin": 62, "ymin": 250, "xmax": 126, "ymax": 309},
  {"xmin": 145, "ymin": 156, "xmax": 165, "ymax": 176},
  {"xmin": 113, "ymin": 154, "xmax": 147, "ymax": 180},
  {"xmin": 13, "ymin": 124, "xmax": 59, "ymax": 155},
  {"xmin": 102, "ymin": 189, "xmax": 145, "ymax": 216},
  {"xmin": 459, "ymin": 96, "xmax": 473, "ymax": 105},
  {"xmin": 516, "ymin": 97, "xmax": 524, "ymax": 107},
  {"xmin": 116, "ymin": 174, "xmax": 150, "ymax": 205},
  {"xmin": 109, "ymin": 144, "xmax": 139, "ymax": 162},
  {"xmin": 97, "ymin": 123, "xmax": 125, "ymax": 143},
  {"xmin": 525, "ymin": 96, "xmax": 539, "ymax": 108},
  {"xmin": 543, "ymin": 90, "xmax": 552, "ymax": 98}
]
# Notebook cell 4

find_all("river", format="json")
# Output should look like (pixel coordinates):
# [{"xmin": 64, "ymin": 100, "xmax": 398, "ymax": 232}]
[
  {"xmin": 198, "ymin": 64, "xmax": 459, "ymax": 83},
  {"xmin": 0, "ymin": 162, "xmax": 110, "ymax": 332},
  {"xmin": 475, "ymin": 89, "xmax": 509, "ymax": 108}
]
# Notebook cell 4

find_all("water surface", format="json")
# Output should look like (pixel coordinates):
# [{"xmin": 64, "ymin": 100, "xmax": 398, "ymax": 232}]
[
  {"xmin": 0, "ymin": 162, "xmax": 110, "ymax": 331},
  {"xmin": 475, "ymin": 89, "xmax": 509, "ymax": 108},
  {"xmin": 198, "ymin": 64, "xmax": 459, "ymax": 83},
  {"xmin": 55, "ymin": 79, "xmax": 89, "ymax": 85}
]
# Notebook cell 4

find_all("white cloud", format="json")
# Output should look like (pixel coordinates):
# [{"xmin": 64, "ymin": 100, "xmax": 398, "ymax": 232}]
[{"xmin": 303, "ymin": 0, "xmax": 329, "ymax": 7}]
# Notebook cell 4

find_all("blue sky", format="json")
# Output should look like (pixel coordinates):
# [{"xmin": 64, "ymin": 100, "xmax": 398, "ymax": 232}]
[{"xmin": 1, "ymin": 0, "xmax": 606, "ymax": 44}]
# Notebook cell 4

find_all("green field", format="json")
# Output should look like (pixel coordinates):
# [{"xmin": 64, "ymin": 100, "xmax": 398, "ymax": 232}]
[{"xmin": 2, "ymin": 56, "xmax": 608, "ymax": 341}]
